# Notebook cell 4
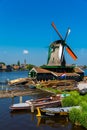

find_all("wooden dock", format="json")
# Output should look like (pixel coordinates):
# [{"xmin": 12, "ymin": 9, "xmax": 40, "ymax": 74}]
[{"xmin": 0, "ymin": 89, "xmax": 45, "ymax": 98}]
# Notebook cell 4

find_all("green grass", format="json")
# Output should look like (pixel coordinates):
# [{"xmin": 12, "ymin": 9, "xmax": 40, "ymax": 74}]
[{"xmin": 36, "ymin": 83, "xmax": 62, "ymax": 94}]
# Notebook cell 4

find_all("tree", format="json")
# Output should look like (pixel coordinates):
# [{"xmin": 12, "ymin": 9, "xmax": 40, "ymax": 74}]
[
  {"xmin": 26, "ymin": 64, "xmax": 35, "ymax": 70},
  {"xmin": 0, "ymin": 62, "xmax": 5, "ymax": 65},
  {"xmin": 17, "ymin": 60, "xmax": 20, "ymax": 66}
]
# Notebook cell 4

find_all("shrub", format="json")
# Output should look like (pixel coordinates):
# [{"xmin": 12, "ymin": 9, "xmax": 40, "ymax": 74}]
[
  {"xmin": 80, "ymin": 112, "xmax": 87, "ymax": 128},
  {"xmin": 69, "ymin": 108, "xmax": 81, "ymax": 125},
  {"xmin": 80, "ymin": 101, "xmax": 87, "ymax": 112},
  {"xmin": 62, "ymin": 91, "xmax": 82, "ymax": 107},
  {"xmin": 69, "ymin": 91, "xmax": 79, "ymax": 97},
  {"xmin": 62, "ymin": 95, "xmax": 80, "ymax": 107}
]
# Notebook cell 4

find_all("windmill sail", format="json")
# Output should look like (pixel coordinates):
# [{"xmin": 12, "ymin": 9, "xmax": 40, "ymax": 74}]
[
  {"xmin": 47, "ymin": 22, "xmax": 78, "ymax": 66},
  {"xmin": 66, "ymin": 46, "xmax": 77, "ymax": 60},
  {"xmin": 51, "ymin": 22, "xmax": 63, "ymax": 40},
  {"xmin": 64, "ymin": 28, "xmax": 71, "ymax": 41}
]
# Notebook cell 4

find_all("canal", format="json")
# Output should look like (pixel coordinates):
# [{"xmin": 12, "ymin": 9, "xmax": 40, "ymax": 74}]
[{"xmin": 0, "ymin": 71, "xmax": 85, "ymax": 130}]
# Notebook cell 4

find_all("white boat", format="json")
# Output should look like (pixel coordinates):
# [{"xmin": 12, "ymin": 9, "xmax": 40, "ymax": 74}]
[
  {"xmin": 9, "ymin": 95, "xmax": 61, "ymax": 111},
  {"xmin": 9, "ymin": 103, "xmax": 30, "ymax": 110}
]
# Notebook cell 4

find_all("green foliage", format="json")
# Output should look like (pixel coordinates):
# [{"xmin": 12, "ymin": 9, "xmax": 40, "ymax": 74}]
[
  {"xmin": 26, "ymin": 64, "xmax": 35, "ymax": 70},
  {"xmin": 69, "ymin": 91, "xmax": 78, "ymax": 95},
  {"xmin": 81, "ymin": 94, "xmax": 87, "ymax": 103},
  {"xmin": 80, "ymin": 101, "xmax": 87, "ymax": 112},
  {"xmin": 45, "ymin": 88, "xmax": 62, "ymax": 94},
  {"xmin": 36, "ymin": 84, "xmax": 42, "ymax": 88},
  {"xmin": 0, "ymin": 62, "xmax": 5, "ymax": 65},
  {"xmin": 40, "ymin": 64, "xmax": 47, "ymax": 68},
  {"xmin": 17, "ymin": 60, "xmax": 20, "ymax": 66},
  {"xmin": 62, "ymin": 91, "xmax": 81, "ymax": 107},
  {"xmin": 69, "ymin": 108, "xmax": 81, "ymax": 124},
  {"xmin": 62, "ymin": 96, "xmax": 79, "ymax": 107},
  {"xmin": 80, "ymin": 112, "xmax": 87, "ymax": 128},
  {"xmin": 67, "ymin": 92, "xmax": 87, "ymax": 128},
  {"xmin": 36, "ymin": 84, "xmax": 62, "ymax": 94}
]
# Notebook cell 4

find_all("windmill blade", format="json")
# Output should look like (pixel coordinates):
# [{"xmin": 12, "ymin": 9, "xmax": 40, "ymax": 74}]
[
  {"xmin": 64, "ymin": 27, "xmax": 71, "ymax": 41},
  {"xmin": 66, "ymin": 45, "xmax": 77, "ymax": 60},
  {"xmin": 51, "ymin": 22, "xmax": 63, "ymax": 40}
]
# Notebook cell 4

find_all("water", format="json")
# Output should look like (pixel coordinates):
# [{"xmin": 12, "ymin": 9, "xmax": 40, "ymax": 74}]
[
  {"xmin": 0, "ymin": 70, "xmax": 28, "ymax": 90},
  {"xmin": 0, "ymin": 70, "xmax": 85, "ymax": 130},
  {"xmin": 84, "ymin": 69, "xmax": 87, "ymax": 76},
  {"xmin": 0, "ymin": 70, "xmax": 28, "ymax": 83}
]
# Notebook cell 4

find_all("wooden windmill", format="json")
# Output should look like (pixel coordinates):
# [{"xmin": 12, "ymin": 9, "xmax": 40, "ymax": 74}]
[{"xmin": 47, "ymin": 22, "xmax": 77, "ymax": 66}]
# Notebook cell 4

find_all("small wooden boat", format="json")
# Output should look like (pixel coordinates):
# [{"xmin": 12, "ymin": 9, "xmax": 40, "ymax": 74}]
[
  {"xmin": 36, "ymin": 106, "xmax": 80, "ymax": 117},
  {"xmin": 9, "ymin": 103, "xmax": 30, "ymax": 110},
  {"xmin": 9, "ymin": 95, "xmax": 61, "ymax": 111}
]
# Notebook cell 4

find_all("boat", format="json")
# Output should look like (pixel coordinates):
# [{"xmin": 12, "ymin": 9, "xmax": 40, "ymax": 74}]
[
  {"xmin": 9, "ymin": 95, "xmax": 61, "ymax": 111},
  {"xmin": 36, "ymin": 106, "xmax": 80, "ymax": 117},
  {"xmin": 9, "ymin": 103, "xmax": 30, "ymax": 110}
]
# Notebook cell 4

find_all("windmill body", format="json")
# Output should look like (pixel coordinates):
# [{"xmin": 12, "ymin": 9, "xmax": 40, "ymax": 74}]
[
  {"xmin": 47, "ymin": 40, "xmax": 63, "ymax": 66},
  {"xmin": 47, "ymin": 22, "xmax": 77, "ymax": 67}
]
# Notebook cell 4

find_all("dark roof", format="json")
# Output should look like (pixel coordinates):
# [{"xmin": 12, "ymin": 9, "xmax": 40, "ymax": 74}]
[
  {"xmin": 30, "ymin": 67, "xmax": 80, "ymax": 77},
  {"xmin": 52, "ymin": 72, "xmax": 79, "ymax": 77},
  {"xmin": 30, "ymin": 67, "xmax": 51, "ymax": 73}
]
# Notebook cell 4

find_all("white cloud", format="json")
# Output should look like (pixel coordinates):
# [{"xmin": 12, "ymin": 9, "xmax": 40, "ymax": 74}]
[{"xmin": 23, "ymin": 50, "xmax": 29, "ymax": 54}]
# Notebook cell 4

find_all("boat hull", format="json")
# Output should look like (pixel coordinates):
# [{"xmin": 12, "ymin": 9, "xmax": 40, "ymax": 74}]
[
  {"xmin": 9, "ymin": 103, "xmax": 30, "ymax": 110},
  {"xmin": 9, "ymin": 95, "xmax": 61, "ymax": 111},
  {"xmin": 36, "ymin": 106, "xmax": 80, "ymax": 117}
]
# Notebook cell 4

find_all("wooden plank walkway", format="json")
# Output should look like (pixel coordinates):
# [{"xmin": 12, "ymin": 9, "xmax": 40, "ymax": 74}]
[{"xmin": 0, "ymin": 89, "xmax": 43, "ymax": 98}]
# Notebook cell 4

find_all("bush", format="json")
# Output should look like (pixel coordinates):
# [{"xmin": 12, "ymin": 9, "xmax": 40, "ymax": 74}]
[
  {"xmin": 62, "ymin": 95, "xmax": 80, "ymax": 107},
  {"xmin": 80, "ymin": 112, "xmax": 87, "ymax": 128},
  {"xmin": 62, "ymin": 91, "xmax": 82, "ymax": 107},
  {"xmin": 80, "ymin": 101, "xmax": 87, "ymax": 112},
  {"xmin": 69, "ymin": 108, "xmax": 81, "ymax": 125}
]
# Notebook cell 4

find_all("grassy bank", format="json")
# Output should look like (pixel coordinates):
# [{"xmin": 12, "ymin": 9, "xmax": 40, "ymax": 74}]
[
  {"xmin": 36, "ymin": 82, "xmax": 87, "ymax": 129},
  {"xmin": 36, "ymin": 83, "xmax": 62, "ymax": 94},
  {"xmin": 62, "ymin": 91, "xmax": 87, "ymax": 129}
]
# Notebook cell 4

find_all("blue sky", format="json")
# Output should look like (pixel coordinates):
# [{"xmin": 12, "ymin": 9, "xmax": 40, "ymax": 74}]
[{"xmin": 0, "ymin": 0, "xmax": 87, "ymax": 66}]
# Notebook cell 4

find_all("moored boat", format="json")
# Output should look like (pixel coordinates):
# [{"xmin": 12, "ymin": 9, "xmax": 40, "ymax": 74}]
[
  {"xmin": 9, "ymin": 95, "xmax": 61, "ymax": 111},
  {"xmin": 9, "ymin": 103, "xmax": 30, "ymax": 110},
  {"xmin": 36, "ymin": 106, "xmax": 80, "ymax": 117}
]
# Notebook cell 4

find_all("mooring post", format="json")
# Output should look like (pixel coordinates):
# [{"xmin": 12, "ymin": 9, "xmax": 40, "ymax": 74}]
[
  {"xmin": 31, "ymin": 102, "xmax": 34, "ymax": 113},
  {"xmin": 19, "ymin": 96, "xmax": 23, "ymax": 103}
]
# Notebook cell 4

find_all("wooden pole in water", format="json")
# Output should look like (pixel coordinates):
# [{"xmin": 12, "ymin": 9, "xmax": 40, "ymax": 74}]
[
  {"xmin": 30, "ymin": 102, "xmax": 34, "ymax": 113},
  {"xmin": 19, "ymin": 96, "xmax": 23, "ymax": 103}
]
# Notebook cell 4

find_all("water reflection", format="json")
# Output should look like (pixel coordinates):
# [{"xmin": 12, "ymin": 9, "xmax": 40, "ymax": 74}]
[
  {"xmin": 10, "ymin": 110, "xmax": 84, "ymax": 130},
  {"xmin": 36, "ymin": 116, "xmax": 69, "ymax": 127},
  {"xmin": 10, "ymin": 110, "xmax": 70, "ymax": 128}
]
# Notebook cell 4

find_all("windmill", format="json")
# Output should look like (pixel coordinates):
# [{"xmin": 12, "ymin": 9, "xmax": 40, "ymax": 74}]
[{"xmin": 47, "ymin": 22, "xmax": 77, "ymax": 66}]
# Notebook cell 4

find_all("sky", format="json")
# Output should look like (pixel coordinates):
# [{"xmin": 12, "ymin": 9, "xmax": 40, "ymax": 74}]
[{"xmin": 0, "ymin": 0, "xmax": 87, "ymax": 66}]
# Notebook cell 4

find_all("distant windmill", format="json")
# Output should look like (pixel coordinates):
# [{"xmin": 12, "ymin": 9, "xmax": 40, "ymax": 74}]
[{"xmin": 47, "ymin": 22, "xmax": 77, "ymax": 66}]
